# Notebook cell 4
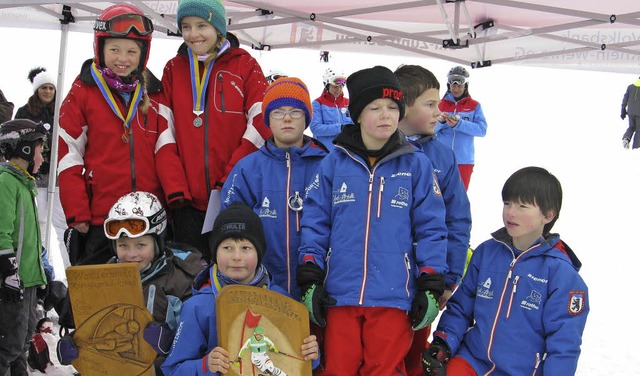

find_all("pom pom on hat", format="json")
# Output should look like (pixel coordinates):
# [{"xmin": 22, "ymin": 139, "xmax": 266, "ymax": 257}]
[
  {"xmin": 347, "ymin": 65, "xmax": 405, "ymax": 124},
  {"xmin": 28, "ymin": 67, "xmax": 55, "ymax": 93},
  {"xmin": 177, "ymin": 0, "xmax": 227, "ymax": 35},
  {"xmin": 262, "ymin": 77, "xmax": 312, "ymax": 128},
  {"xmin": 209, "ymin": 202, "xmax": 266, "ymax": 266}
]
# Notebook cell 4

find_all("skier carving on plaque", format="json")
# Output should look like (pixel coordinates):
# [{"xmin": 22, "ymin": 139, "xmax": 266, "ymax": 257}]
[{"xmin": 235, "ymin": 326, "xmax": 287, "ymax": 376}]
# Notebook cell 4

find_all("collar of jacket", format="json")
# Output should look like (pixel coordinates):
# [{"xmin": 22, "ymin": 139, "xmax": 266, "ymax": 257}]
[{"xmin": 262, "ymin": 135, "xmax": 329, "ymax": 158}]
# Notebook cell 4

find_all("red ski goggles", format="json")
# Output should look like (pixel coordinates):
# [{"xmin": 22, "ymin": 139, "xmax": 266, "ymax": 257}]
[
  {"xmin": 104, "ymin": 217, "xmax": 149, "ymax": 239},
  {"xmin": 94, "ymin": 14, "xmax": 154, "ymax": 37}
]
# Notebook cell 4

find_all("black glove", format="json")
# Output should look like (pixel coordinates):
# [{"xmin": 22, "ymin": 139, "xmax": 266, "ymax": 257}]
[
  {"xmin": 422, "ymin": 337, "xmax": 451, "ymax": 376},
  {"xmin": 0, "ymin": 254, "xmax": 23, "ymax": 302},
  {"xmin": 297, "ymin": 263, "xmax": 336, "ymax": 327},
  {"xmin": 621, "ymin": 109, "xmax": 628, "ymax": 120},
  {"xmin": 410, "ymin": 273, "xmax": 445, "ymax": 330}
]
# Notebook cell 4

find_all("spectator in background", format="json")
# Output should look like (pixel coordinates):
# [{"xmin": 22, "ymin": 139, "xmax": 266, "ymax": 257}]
[
  {"xmin": 620, "ymin": 75, "xmax": 640, "ymax": 149},
  {"xmin": 309, "ymin": 67, "xmax": 352, "ymax": 151},
  {"xmin": 0, "ymin": 89, "xmax": 13, "ymax": 125},
  {"xmin": 436, "ymin": 66, "xmax": 487, "ymax": 191},
  {"xmin": 15, "ymin": 67, "xmax": 69, "ymax": 272}
]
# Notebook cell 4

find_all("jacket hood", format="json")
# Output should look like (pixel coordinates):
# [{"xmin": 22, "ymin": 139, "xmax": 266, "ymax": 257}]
[
  {"xmin": 491, "ymin": 227, "xmax": 582, "ymax": 271},
  {"xmin": 79, "ymin": 58, "xmax": 162, "ymax": 94},
  {"xmin": 262, "ymin": 135, "xmax": 328, "ymax": 159},
  {"xmin": 0, "ymin": 162, "xmax": 35, "ymax": 186}
]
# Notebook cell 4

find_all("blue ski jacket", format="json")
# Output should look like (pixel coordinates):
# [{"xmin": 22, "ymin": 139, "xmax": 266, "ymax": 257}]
[
  {"xmin": 435, "ymin": 92, "xmax": 487, "ymax": 165},
  {"xmin": 413, "ymin": 135, "xmax": 471, "ymax": 289},
  {"xmin": 298, "ymin": 137, "xmax": 448, "ymax": 311},
  {"xmin": 434, "ymin": 229, "xmax": 589, "ymax": 375},
  {"xmin": 222, "ymin": 137, "xmax": 328, "ymax": 297},
  {"xmin": 309, "ymin": 91, "xmax": 352, "ymax": 151}
]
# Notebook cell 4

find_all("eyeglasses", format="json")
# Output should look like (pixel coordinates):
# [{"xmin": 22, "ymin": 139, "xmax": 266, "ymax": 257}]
[
  {"xmin": 104, "ymin": 217, "xmax": 149, "ymax": 239},
  {"xmin": 94, "ymin": 14, "xmax": 154, "ymax": 37},
  {"xmin": 270, "ymin": 109, "xmax": 305, "ymax": 120},
  {"xmin": 447, "ymin": 75, "xmax": 467, "ymax": 86}
]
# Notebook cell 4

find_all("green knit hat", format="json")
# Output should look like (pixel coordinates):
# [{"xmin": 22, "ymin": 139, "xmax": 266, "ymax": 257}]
[{"xmin": 177, "ymin": 0, "xmax": 227, "ymax": 35}]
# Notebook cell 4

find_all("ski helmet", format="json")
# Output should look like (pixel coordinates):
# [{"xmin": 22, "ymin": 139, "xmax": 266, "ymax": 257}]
[
  {"xmin": 93, "ymin": 4, "xmax": 154, "ymax": 74},
  {"xmin": 447, "ymin": 66, "xmax": 470, "ymax": 86},
  {"xmin": 0, "ymin": 119, "xmax": 47, "ymax": 163},
  {"xmin": 323, "ymin": 68, "xmax": 347, "ymax": 87},
  {"xmin": 254, "ymin": 326, "xmax": 265, "ymax": 335},
  {"xmin": 104, "ymin": 191, "xmax": 167, "ymax": 242},
  {"xmin": 265, "ymin": 68, "xmax": 287, "ymax": 84}
]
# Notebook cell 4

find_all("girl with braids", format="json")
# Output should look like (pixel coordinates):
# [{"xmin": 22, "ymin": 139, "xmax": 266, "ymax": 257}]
[{"xmin": 57, "ymin": 4, "xmax": 188, "ymax": 266}]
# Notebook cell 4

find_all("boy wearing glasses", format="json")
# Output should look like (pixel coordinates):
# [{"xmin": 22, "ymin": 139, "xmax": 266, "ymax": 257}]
[
  {"xmin": 221, "ymin": 77, "xmax": 328, "ymax": 297},
  {"xmin": 435, "ymin": 66, "xmax": 488, "ymax": 191}
]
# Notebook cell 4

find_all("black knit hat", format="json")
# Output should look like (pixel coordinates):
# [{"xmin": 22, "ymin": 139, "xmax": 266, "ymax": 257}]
[
  {"xmin": 347, "ymin": 65, "xmax": 405, "ymax": 124},
  {"xmin": 209, "ymin": 201, "xmax": 266, "ymax": 265}
]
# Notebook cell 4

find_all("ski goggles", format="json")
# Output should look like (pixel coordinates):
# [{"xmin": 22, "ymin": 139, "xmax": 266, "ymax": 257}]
[
  {"xmin": 94, "ymin": 14, "xmax": 154, "ymax": 37},
  {"xmin": 104, "ymin": 217, "xmax": 149, "ymax": 239},
  {"xmin": 447, "ymin": 75, "xmax": 467, "ymax": 86},
  {"xmin": 331, "ymin": 77, "xmax": 346, "ymax": 86}
]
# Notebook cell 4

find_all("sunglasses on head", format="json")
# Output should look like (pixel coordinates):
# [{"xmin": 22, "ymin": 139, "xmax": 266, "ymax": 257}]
[
  {"xmin": 448, "ymin": 75, "xmax": 467, "ymax": 86},
  {"xmin": 94, "ymin": 14, "xmax": 154, "ymax": 37}
]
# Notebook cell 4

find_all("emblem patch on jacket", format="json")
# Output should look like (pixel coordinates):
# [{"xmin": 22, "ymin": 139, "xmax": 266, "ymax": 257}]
[
  {"xmin": 432, "ymin": 173, "xmax": 442, "ymax": 197},
  {"xmin": 568, "ymin": 291, "xmax": 586, "ymax": 316}
]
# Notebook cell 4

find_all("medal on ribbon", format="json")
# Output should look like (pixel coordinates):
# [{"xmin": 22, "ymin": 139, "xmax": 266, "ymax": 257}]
[
  {"xmin": 188, "ymin": 48, "xmax": 214, "ymax": 128},
  {"xmin": 90, "ymin": 62, "xmax": 143, "ymax": 143}
]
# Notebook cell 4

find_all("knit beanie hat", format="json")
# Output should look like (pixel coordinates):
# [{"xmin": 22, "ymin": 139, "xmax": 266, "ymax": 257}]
[
  {"xmin": 347, "ymin": 65, "xmax": 405, "ymax": 124},
  {"xmin": 262, "ymin": 77, "xmax": 313, "ymax": 128},
  {"xmin": 177, "ymin": 0, "xmax": 227, "ymax": 34},
  {"xmin": 29, "ymin": 67, "xmax": 56, "ymax": 93},
  {"xmin": 209, "ymin": 201, "xmax": 266, "ymax": 265}
]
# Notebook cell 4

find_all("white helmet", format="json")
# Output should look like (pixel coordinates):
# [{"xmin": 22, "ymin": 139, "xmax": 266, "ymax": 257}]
[
  {"xmin": 104, "ymin": 191, "xmax": 167, "ymax": 240},
  {"xmin": 323, "ymin": 68, "xmax": 346, "ymax": 86},
  {"xmin": 266, "ymin": 68, "xmax": 287, "ymax": 84}
]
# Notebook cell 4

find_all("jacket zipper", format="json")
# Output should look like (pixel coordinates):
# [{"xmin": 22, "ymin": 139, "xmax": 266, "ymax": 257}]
[
  {"xmin": 218, "ymin": 73, "xmax": 225, "ymax": 113},
  {"xmin": 404, "ymin": 253, "xmax": 411, "ymax": 297},
  {"xmin": 359, "ymin": 169, "xmax": 376, "ymax": 305},
  {"xmin": 376, "ymin": 176, "xmax": 385, "ymax": 218},
  {"xmin": 532, "ymin": 352, "xmax": 546, "ymax": 375},
  {"xmin": 285, "ymin": 152, "xmax": 292, "ymax": 294},
  {"xmin": 324, "ymin": 249, "xmax": 332, "ymax": 284},
  {"xmin": 129, "ymin": 129, "xmax": 136, "ymax": 191},
  {"xmin": 506, "ymin": 275, "xmax": 519, "ymax": 318}
]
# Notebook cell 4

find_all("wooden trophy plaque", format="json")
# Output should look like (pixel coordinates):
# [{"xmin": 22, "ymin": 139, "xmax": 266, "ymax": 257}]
[
  {"xmin": 66, "ymin": 263, "xmax": 155, "ymax": 376},
  {"xmin": 217, "ymin": 285, "xmax": 313, "ymax": 376}
]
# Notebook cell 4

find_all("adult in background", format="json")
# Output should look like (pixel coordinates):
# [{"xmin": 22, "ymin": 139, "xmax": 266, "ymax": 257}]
[
  {"xmin": 309, "ymin": 68, "xmax": 352, "ymax": 151},
  {"xmin": 15, "ymin": 67, "xmax": 69, "ymax": 272},
  {"xmin": 620, "ymin": 75, "xmax": 640, "ymax": 149},
  {"xmin": 436, "ymin": 66, "xmax": 487, "ymax": 191}
]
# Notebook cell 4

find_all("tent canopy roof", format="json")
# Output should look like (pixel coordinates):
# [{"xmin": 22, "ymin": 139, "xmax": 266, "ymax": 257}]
[{"xmin": 2, "ymin": 0, "xmax": 639, "ymax": 72}]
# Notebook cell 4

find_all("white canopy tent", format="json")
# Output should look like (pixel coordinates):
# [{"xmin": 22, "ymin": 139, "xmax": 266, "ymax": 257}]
[{"xmin": 1, "ymin": 0, "xmax": 639, "ymax": 251}]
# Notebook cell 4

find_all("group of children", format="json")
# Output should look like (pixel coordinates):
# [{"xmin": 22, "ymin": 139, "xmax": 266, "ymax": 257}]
[{"xmin": 0, "ymin": 0, "xmax": 589, "ymax": 375}]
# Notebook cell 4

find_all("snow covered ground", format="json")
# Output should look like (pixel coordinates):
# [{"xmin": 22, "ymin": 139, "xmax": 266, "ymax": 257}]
[{"xmin": 2, "ymin": 27, "xmax": 638, "ymax": 375}]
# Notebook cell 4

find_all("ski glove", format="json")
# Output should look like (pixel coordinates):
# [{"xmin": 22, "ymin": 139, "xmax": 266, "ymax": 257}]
[
  {"xmin": 422, "ymin": 337, "xmax": 451, "ymax": 376},
  {"xmin": 410, "ymin": 273, "xmax": 445, "ymax": 330},
  {"xmin": 297, "ymin": 262, "xmax": 336, "ymax": 327},
  {"xmin": 56, "ymin": 333, "xmax": 79, "ymax": 365},
  {"xmin": 143, "ymin": 322, "xmax": 175, "ymax": 356},
  {"xmin": 0, "ymin": 254, "xmax": 23, "ymax": 302},
  {"xmin": 622, "ymin": 108, "xmax": 627, "ymax": 120}
]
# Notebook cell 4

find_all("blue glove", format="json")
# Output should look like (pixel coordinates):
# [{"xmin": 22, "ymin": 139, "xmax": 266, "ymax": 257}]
[
  {"xmin": 0, "ymin": 255, "xmax": 23, "ymax": 302},
  {"xmin": 422, "ymin": 337, "xmax": 451, "ymax": 376},
  {"xmin": 143, "ymin": 322, "xmax": 175, "ymax": 356},
  {"xmin": 56, "ymin": 334, "xmax": 79, "ymax": 365}
]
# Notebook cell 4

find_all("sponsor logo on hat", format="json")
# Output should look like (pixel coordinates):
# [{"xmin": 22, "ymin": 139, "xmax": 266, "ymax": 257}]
[{"xmin": 222, "ymin": 223, "xmax": 246, "ymax": 231}]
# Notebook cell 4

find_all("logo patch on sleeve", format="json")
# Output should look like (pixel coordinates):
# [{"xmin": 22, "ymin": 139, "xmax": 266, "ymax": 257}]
[
  {"xmin": 568, "ymin": 291, "xmax": 586, "ymax": 316},
  {"xmin": 432, "ymin": 173, "xmax": 442, "ymax": 197}
]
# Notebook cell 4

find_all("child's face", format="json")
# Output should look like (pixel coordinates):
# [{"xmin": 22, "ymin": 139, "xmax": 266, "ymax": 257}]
[
  {"xmin": 358, "ymin": 98, "xmax": 399, "ymax": 150},
  {"xmin": 216, "ymin": 238, "xmax": 258, "ymax": 283},
  {"xmin": 327, "ymin": 84, "xmax": 344, "ymax": 98},
  {"xmin": 103, "ymin": 38, "xmax": 141, "ymax": 77},
  {"xmin": 116, "ymin": 234, "xmax": 156, "ymax": 271},
  {"xmin": 37, "ymin": 84, "xmax": 55, "ymax": 105},
  {"xmin": 400, "ymin": 88, "xmax": 441, "ymax": 137},
  {"xmin": 180, "ymin": 16, "xmax": 219, "ymax": 56},
  {"xmin": 269, "ymin": 106, "xmax": 306, "ymax": 148},
  {"xmin": 503, "ymin": 199, "xmax": 553, "ymax": 250},
  {"xmin": 32, "ymin": 144, "xmax": 44, "ymax": 174}
]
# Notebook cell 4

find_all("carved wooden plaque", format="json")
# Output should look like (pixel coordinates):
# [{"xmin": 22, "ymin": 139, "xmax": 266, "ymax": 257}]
[
  {"xmin": 66, "ymin": 263, "xmax": 155, "ymax": 375},
  {"xmin": 217, "ymin": 285, "xmax": 312, "ymax": 376}
]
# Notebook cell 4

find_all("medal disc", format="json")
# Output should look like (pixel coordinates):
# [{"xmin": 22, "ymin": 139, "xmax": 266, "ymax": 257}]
[{"xmin": 193, "ymin": 117, "xmax": 203, "ymax": 127}]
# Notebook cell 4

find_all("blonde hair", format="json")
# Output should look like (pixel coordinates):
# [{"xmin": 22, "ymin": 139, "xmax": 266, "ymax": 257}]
[{"xmin": 203, "ymin": 31, "xmax": 227, "ymax": 66}]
